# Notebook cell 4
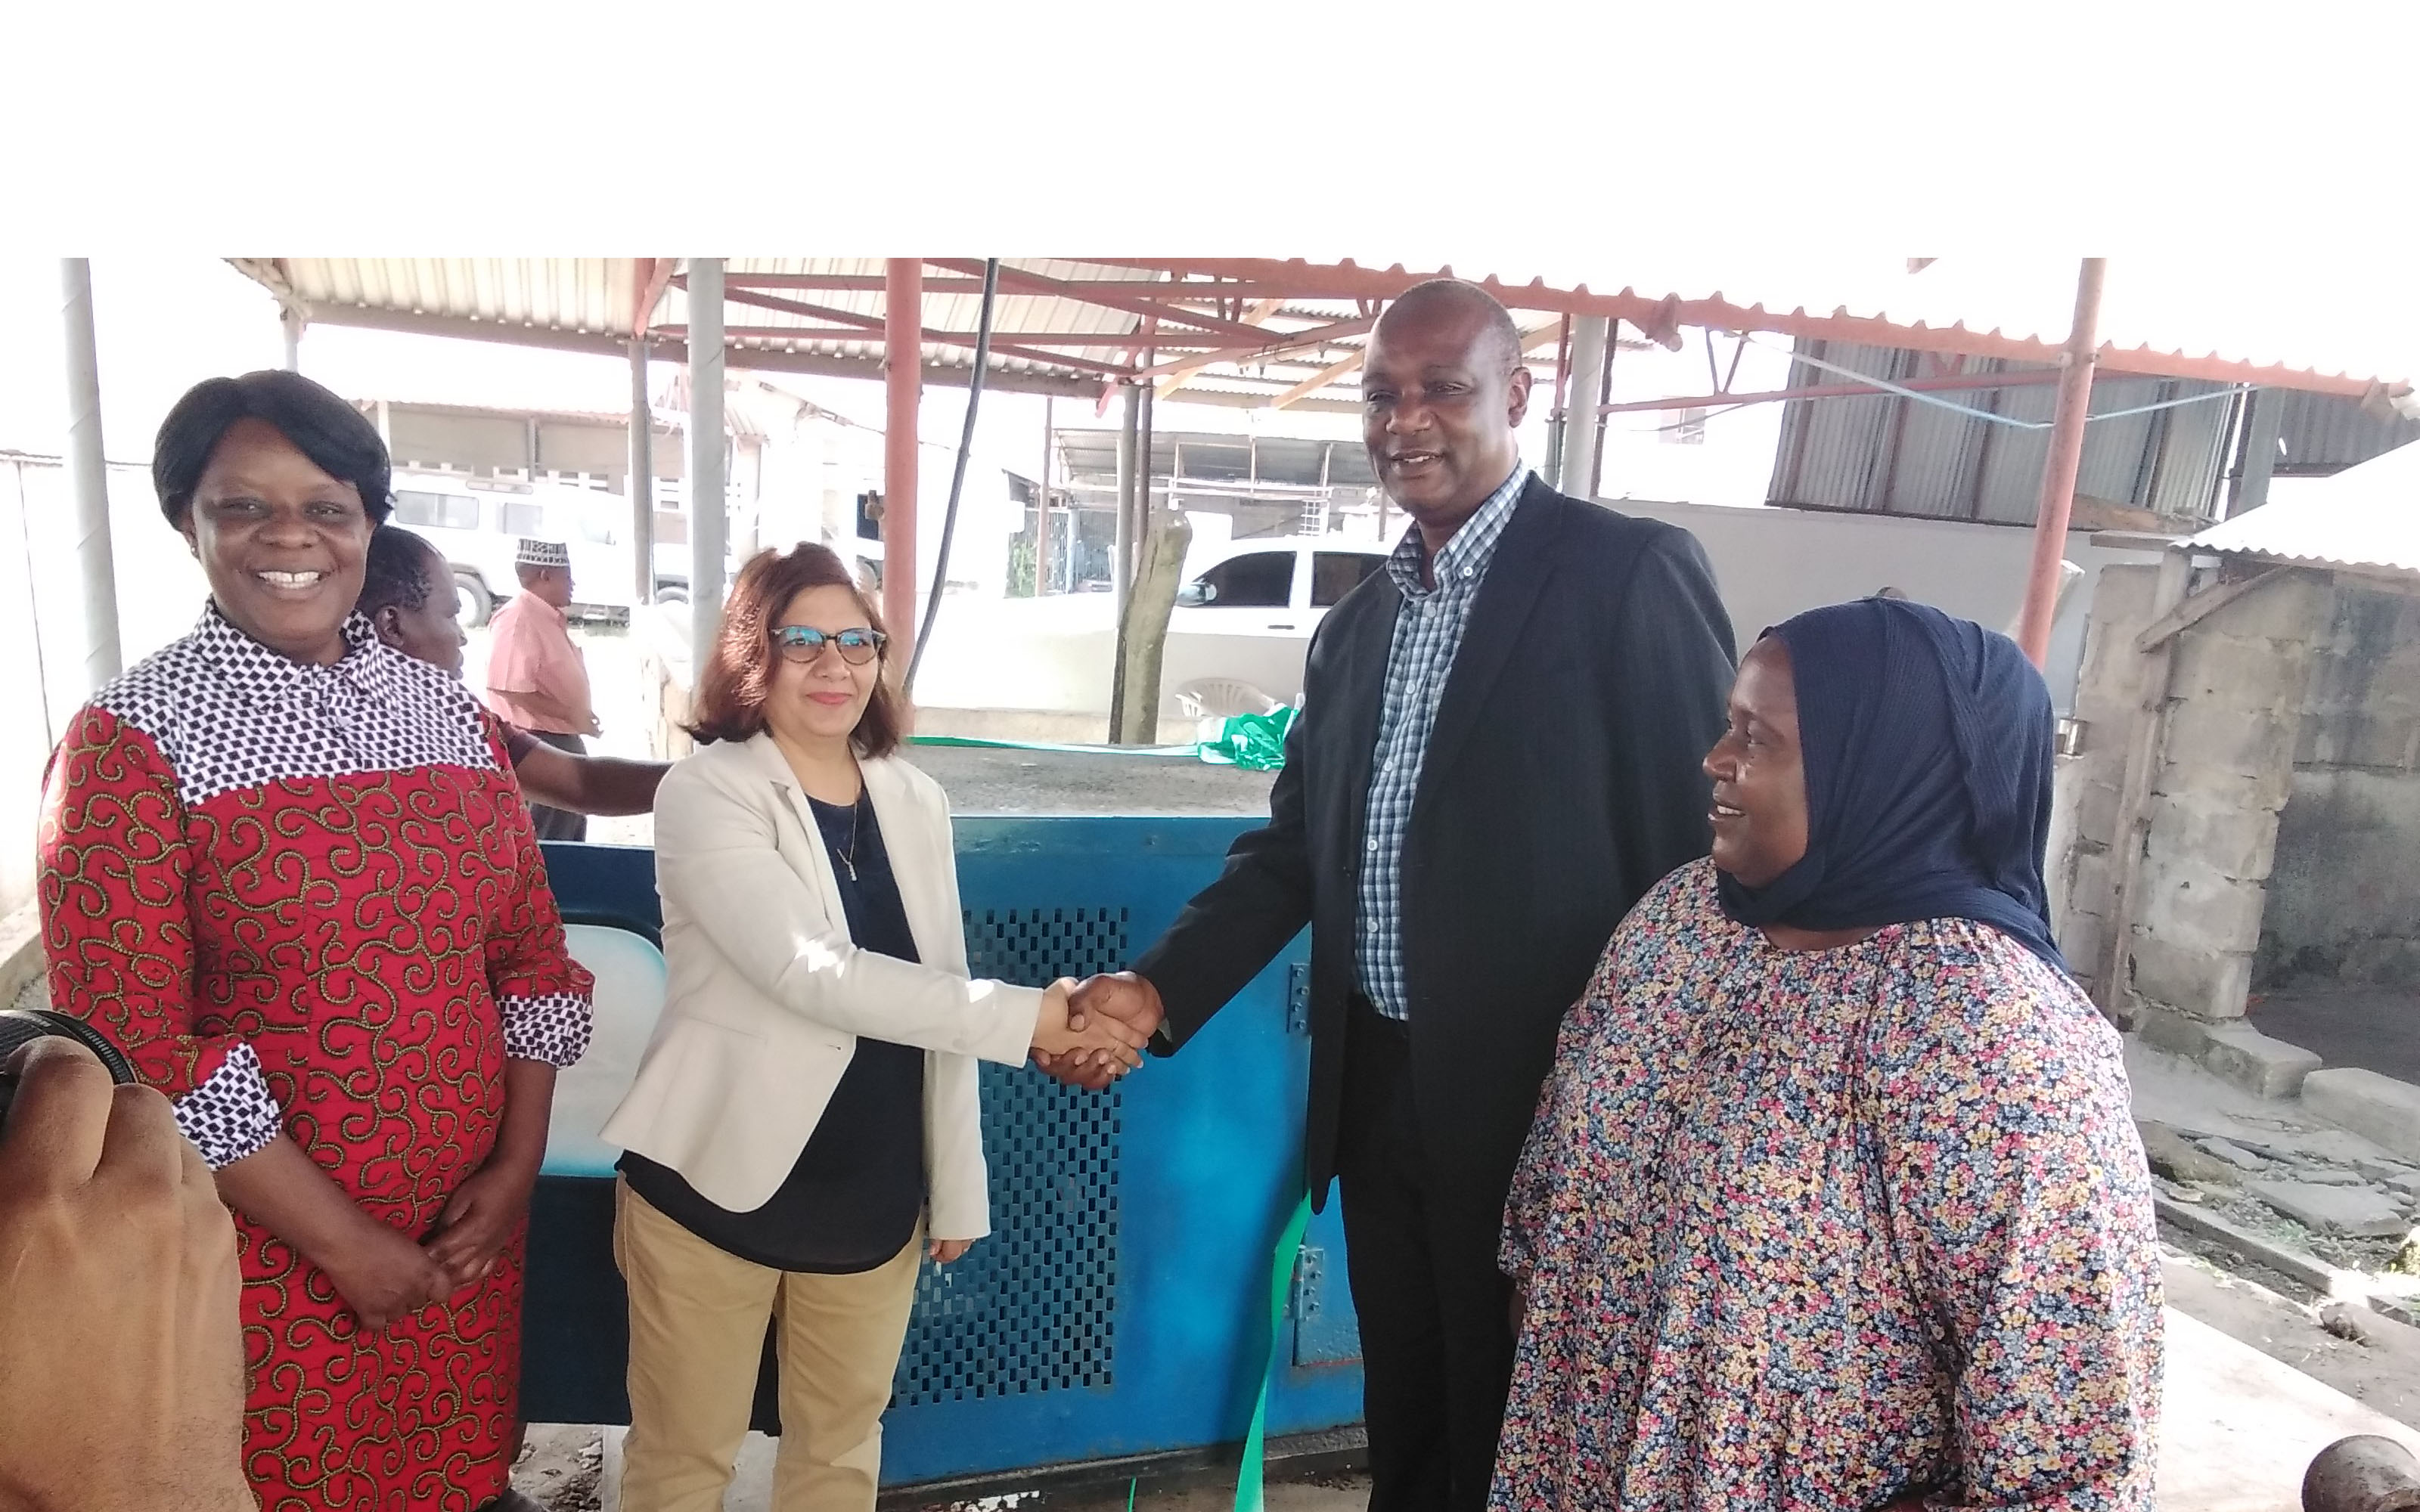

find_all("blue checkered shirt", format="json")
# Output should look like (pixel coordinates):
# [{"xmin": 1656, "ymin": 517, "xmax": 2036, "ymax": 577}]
[{"xmin": 1354, "ymin": 460, "xmax": 1530, "ymax": 1021}]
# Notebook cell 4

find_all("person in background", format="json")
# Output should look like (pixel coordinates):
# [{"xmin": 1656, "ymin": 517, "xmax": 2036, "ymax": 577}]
[
  {"xmin": 36, "ymin": 370, "xmax": 594, "ymax": 1512},
  {"xmin": 1492, "ymin": 598, "xmax": 2161, "ymax": 1512},
  {"xmin": 600, "ymin": 544, "xmax": 1146, "ymax": 1512},
  {"xmin": 362, "ymin": 524, "xmax": 668, "ymax": 817},
  {"xmin": 1038, "ymin": 279, "xmax": 1737, "ymax": 1512},
  {"xmin": 0, "ymin": 1034, "xmax": 253, "ymax": 1512},
  {"xmin": 486, "ymin": 536, "xmax": 597, "ymax": 841}
]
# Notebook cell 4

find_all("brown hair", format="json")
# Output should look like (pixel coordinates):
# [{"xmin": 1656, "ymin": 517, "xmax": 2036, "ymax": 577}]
[{"xmin": 685, "ymin": 543, "xmax": 905, "ymax": 756}]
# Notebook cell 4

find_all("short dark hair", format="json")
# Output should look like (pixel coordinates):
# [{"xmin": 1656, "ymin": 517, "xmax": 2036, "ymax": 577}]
[
  {"xmin": 1379, "ymin": 279, "xmax": 1522, "ymax": 373},
  {"xmin": 361, "ymin": 525, "xmax": 442, "ymax": 616},
  {"xmin": 687, "ymin": 543, "xmax": 905, "ymax": 757},
  {"xmin": 152, "ymin": 370, "xmax": 393, "ymax": 526}
]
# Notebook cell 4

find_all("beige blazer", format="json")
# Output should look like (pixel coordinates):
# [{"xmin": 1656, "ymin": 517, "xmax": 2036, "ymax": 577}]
[{"xmin": 599, "ymin": 733, "xmax": 1042, "ymax": 1236}]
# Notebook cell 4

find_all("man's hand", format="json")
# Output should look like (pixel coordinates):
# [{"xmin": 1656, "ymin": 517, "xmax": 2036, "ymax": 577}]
[
  {"xmin": 929, "ymin": 1237, "xmax": 974, "ymax": 1264},
  {"xmin": 1035, "ymin": 973, "xmax": 1166, "ymax": 1091},
  {"xmin": 1028, "ymin": 978, "xmax": 1148, "ymax": 1074},
  {"xmin": 424, "ymin": 1152, "xmax": 539, "ymax": 1295},
  {"xmin": 0, "ymin": 1036, "xmax": 253, "ymax": 1512}
]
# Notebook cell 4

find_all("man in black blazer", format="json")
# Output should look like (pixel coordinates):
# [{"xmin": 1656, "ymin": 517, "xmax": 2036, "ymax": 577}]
[{"xmin": 1045, "ymin": 280, "xmax": 1736, "ymax": 1512}]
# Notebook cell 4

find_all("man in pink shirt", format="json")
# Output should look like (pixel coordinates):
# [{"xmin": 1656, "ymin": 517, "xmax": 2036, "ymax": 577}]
[{"xmin": 485, "ymin": 538, "xmax": 597, "ymax": 841}]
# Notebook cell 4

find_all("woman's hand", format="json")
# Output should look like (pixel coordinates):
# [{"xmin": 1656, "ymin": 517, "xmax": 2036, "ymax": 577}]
[
  {"xmin": 929, "ymin": 1237, "xmax": 974, "ymax": 1264},
  {"xmin": 1029, "ymin": 978, "xmax": 1146, "ymax": 1073},
  {"xmin": 321, "ymin": 1221, "xmax": 451, "ymax": 1331},
  {"xmin": 424, "ymin": 1153, "xmax": 540, "ymax": 1294}
]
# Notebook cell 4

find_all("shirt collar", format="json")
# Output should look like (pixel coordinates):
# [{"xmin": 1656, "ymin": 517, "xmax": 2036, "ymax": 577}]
[
  {"xmin": 1385, "ymin": 457, "xmax": 1531, "ymax": 600},
  {"xmin": 194, "ymin": 601, "xmax": 394, "ymax": 708}
]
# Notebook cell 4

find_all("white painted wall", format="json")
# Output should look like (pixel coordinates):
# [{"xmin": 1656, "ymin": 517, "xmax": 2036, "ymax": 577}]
[{"xmin": 1609, "ymin": 497, "xmax": 2153, "ymax": 712}]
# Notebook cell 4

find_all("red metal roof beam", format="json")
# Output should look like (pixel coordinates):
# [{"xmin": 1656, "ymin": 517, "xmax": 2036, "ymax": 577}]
[
  {"xmin": 1125, "ymin": 314, "xmax": 1378, "ymax": 381},
  {"xmin": 1103, "ymin": 258, "xmax": 2411, "ymax": 400},
  {"xmin": 921, "ymin": 259, "xmax": 1276, "ymax": 344},
  {"xmin": 674, "ymin": 277, "xmax": 1136, "ymax": 377}
]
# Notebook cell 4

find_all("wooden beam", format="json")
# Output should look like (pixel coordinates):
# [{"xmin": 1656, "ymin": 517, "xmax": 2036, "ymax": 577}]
[
  {"xmin": 1155, "ymin": 296, "xmax": 1295, "ymax": 400},
  {"xmin": 924, "ymin": 258, "xmax": 1274, "ymax": 343},
  {"xmin": 1129, "ymin": 315, "xmax": 1377, "ymax": 381},
  {"xmin": 632, "ymin": 257, "xmax": 675, "ymax": 339},
  {"xmin": 2133, "ymin": 565, "xmax": 2300, "ymax": 652},
  {"xmin": 1264, "ymin": 320, "xmax": 1558, "ymax": 410},
  {"xmin": 1270, "ymin": 352, "xmax": 1364, "ymax": 410},
  {"xmin": 689, "ymin": 280, "xmax": 1133, "ymax": 376}
]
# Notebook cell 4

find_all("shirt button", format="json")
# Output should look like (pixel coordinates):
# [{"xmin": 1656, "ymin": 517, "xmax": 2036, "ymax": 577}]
[
  {"xmin": 1367, "ymin": 839, "xmax": 1379, "ymax": 852},
  {"xmin": 1367, "ymin": 919, "xmax": 1380, "ymax": 932}
]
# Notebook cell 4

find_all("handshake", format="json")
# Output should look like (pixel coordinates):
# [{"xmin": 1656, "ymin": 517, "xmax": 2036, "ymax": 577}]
[{"xmin": 1029, "ymin": 973, "xmax": 1166, "ymax": 1090}]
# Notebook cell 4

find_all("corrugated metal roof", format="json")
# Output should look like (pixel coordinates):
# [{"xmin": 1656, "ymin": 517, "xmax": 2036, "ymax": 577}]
[
  {"xmin": 2189, "ymin": 440, "xmax": 2420, "ymax": 578},
  {"xmin": 2266, "ymin": 387, "xmax": 2420, "ymax": 474},
  {"xmin": 1767, "ymin": 341, "xmax": 2235, "ymax": 525},
  {"xmin": 230, "ymin": 257, "xmax": 2420, "ymax": 417}
]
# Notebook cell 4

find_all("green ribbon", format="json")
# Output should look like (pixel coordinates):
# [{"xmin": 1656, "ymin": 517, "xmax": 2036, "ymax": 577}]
[{"xmin": 1236, "ymin": 1191, "xmax": 1315, "ymax": 1512}]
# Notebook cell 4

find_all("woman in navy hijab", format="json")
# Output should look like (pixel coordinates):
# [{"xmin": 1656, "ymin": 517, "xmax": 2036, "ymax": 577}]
[{"xmin": 1492, "ymin": 598, "xmax": 2162, "ymax": 1512}]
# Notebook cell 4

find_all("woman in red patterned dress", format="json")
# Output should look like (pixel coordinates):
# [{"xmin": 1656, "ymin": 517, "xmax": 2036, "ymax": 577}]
[{"xmin": 36, "ymin": 371, "xmax": 594, "ymax": 1512}]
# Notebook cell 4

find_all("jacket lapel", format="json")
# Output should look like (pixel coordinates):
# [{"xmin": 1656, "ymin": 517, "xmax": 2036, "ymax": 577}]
[
  {"xmin": 1417, "ymin": 480, "xmax": 1565, "ymax": 792},
  {"xmin": 744, "ymin": 732, "xmax": 847, "ymax": 929},
  {"xmin": 1327, "ymin": 571, "xmax": 1402, "ymax": 852},
  {"xmin": 858, "ymin": 756, "xmax": 955, "ymax": 973}
]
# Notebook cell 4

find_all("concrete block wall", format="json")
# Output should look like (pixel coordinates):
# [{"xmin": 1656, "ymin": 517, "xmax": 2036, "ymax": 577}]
[
  {"xmin": 2053, "ymin": 563, "xmax": 2164, "ymax": 999},
  {"xmin": 2128, "ymin": 572, "xmax": 2335, "ymax": 1024},
  {"xmin": 2260, "ymin": 581, "xmax": 2420, "ymax": 987}
]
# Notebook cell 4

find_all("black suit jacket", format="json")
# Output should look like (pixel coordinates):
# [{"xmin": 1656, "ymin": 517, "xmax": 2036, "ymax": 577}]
[{"xmin": 1133, "ymin": 478, "xmax": 1737, "ymax": 1228}]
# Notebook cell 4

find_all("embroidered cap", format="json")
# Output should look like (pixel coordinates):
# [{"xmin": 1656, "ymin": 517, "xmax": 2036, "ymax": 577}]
[{"xmin": 515, "ymin": 538, "xmax": 571, "ymax": 569}]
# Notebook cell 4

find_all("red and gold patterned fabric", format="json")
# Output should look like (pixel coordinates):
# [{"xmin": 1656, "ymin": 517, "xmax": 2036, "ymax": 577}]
[{"xmin": 37, "ymin": 606, "xmax": 594, "ymax": 1512}]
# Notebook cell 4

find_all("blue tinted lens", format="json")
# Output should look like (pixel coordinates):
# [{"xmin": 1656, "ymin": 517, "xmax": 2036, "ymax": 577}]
[
  {"xmin": 836, "ymin": 630, "xmax": 873, "ymax": 650},
  {"xmin": 777, "ymin": 627, "xmax": 827, "ymax": 649}
]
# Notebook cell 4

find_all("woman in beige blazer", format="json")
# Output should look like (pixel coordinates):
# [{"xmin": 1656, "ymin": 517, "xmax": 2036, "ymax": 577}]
[{"xmin": 600, "ymin": 544, "xmax": 1144, "ymax": 1512}]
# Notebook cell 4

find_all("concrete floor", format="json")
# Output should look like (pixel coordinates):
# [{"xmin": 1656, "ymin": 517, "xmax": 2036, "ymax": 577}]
[
  {"xmin": 2250, "ymin": 981, "xmax": 2420, "ymax": 1084},
  {"xmin": 520, "ymin": 1303, "xmax": 2420, "ymax": 1512}
]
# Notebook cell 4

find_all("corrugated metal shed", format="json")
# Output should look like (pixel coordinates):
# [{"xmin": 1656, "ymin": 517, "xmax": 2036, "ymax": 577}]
[
  {"xmin": 2189, "ymin": 441, "xmax": 2420, "ymax": 579},
  {"xmin": 2267, "ymin": 388, "xmax": 2420, "ymax": 475},
  {"xmin": 1767, "ymin": 340, "xmax": 2233, "ymax": 525}
]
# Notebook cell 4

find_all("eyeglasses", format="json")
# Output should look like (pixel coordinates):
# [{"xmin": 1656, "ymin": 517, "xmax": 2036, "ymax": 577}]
[{"xmin": 772, "ymin": 625, "xmax": 886, "ymax": 666}]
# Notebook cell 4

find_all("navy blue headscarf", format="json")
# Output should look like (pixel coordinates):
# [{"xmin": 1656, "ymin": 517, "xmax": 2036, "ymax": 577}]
[{"xmin": 1714, "ymin": 597, "xmax": 2068, "ymax": 971}]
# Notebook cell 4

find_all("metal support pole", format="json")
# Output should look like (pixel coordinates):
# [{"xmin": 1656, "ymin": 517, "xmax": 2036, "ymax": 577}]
[
  {"xmin": 1590, "ymin": 328, "xmax": 1617, "ymax": 500},
  {"xmin": 2229, "ymin": 386, "xmax": 2282, "ymax": 518},
  {"xmin": 628, "ymin": 339, "xmax": 654, "ymax": 604},
  {"xmin": 2016, "ymin": 258, "xmax": 2107, "ymax": 669},
  {"xmin": 281, "ymin": 305, "xmax": 305, "ymax": 372},
  {"xmin": 1036, "ymin": 394, "xmax": 1054, "ymax": 596},
  {"xmin": 687, "ymin": 259, "xmax": 728, "ymax": 667},
  {"xmin": 1137, "ymin": 381, "xmax": 1156, "ymax": 538},
  {"xmin": 1112, "ymin": 385, "xmax": 1140, "ymax": 621},
  {"xmin": 882, "ymin": 260, "xmax": 922, "ymax": 665},
  {"xmin": 58, "ymin": 259, "xmax": 121, "ymax": 693},
  {"xmin": 1559, "ymin": 315, "xmax": 1609, "ymax": 500}
]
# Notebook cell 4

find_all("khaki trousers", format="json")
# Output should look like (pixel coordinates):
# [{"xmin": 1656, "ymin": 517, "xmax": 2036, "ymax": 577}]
[{"xmin": 613, "ymin": 1179, "xmax": 923, "ymax": 1512}]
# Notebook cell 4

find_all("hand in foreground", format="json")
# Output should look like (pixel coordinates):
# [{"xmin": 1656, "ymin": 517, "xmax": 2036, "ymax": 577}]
[
  {"xmin": 1034, "ymin": 973, "xmax": 1166, "ymax": 1091},
  {"xmin": 425, "ymin": 1153, "xmax": 540, "ymax": 1294},
  {"xmin": 929, "ymin": 1237, "xmax": 974, "ymax": 1264},
  {"xmin": 322, "ymin": 1218, "xmax": 452, "ymax": 1332},
  {"xmin": 1029, "ymin": 978, "xmax": 1147, "ymax": 1074},
  {"xmin": 0, "ymin": 1036, "xmax": 253, "ymax": 1512}
]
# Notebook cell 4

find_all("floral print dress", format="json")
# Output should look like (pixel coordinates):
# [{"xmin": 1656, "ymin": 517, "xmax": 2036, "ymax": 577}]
[
  {"xmin": 38, "ymin": 606, "xmax": 594, "ymax": 1512},
  {"xmin": 1494, "ymin": 860, "xmax": 2161, "ymax": 1512}
]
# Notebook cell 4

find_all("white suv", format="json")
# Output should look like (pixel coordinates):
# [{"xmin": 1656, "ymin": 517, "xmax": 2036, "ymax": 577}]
[{"xmin": 1160, "ymin": 539, "xmax": 1389, "ymax": 718}]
